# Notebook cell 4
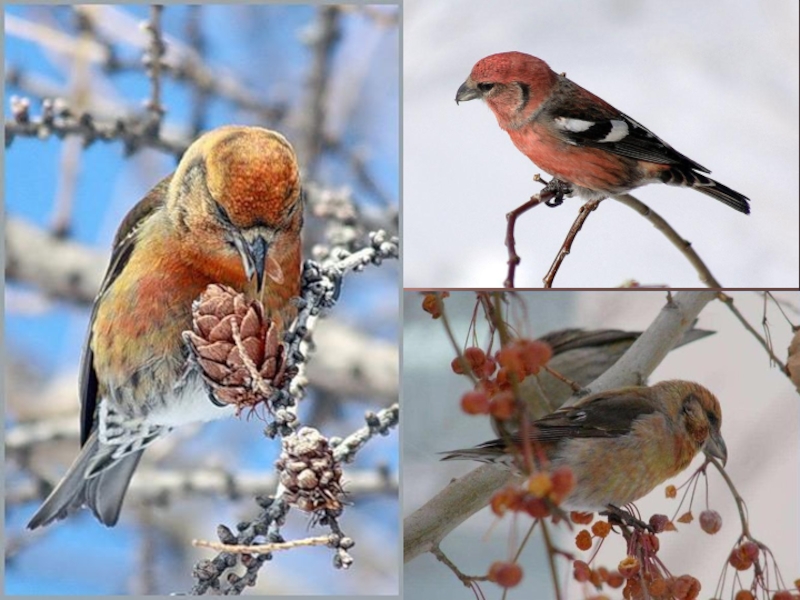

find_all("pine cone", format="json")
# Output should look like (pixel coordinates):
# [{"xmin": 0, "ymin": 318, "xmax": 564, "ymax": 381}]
[
  {"xmin": 276, "ymin": 427, "xmax": 344, "ymax": 514},
  {"xmin": 183, "ymin": 284, "xmax": 288, "ymax": 411}
]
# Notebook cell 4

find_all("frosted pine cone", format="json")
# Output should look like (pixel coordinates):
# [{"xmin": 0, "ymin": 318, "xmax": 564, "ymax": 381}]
[
  {"xmin": 183, "ymin": 284, "xmax": 289, "ymax": 412},
  {"xmin": 276, "ymin": 427, "xmax": 344, "ymax": 514}
]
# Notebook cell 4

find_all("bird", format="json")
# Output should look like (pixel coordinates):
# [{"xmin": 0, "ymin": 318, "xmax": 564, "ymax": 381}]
[
  {"xmin": 455, "ymin": 52, "xmax": 750, "ymax": 214},
  {"xmin": 442, "ymin": 380, "xmax": 727, "ymax": 511},
  {"xmin": 27, "ymin": 125, "xmax": 304, "ymax": 529},
  {"xmin": 493, "ymin": 325, "xmax": 714, "ymax": 435}
]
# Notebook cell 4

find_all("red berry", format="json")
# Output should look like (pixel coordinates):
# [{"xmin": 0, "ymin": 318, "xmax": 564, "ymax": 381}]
[
  {"xmin": 573, "ymin": 560, "xmax": 591, "ymax": 582},
  {"xmin": 450, "ymin": 356, "xmax": 466, "ymax": 375},
  {"xmin": 490, "ymin": 486, "xmax": 521, "ymax": 516},
  {"xmin": 729, "ymin": 546, "xmax": 753, "ymax": 571},
  {"xmin": 522, "ymin": 495, "xmax": 550, "ymax": 518},
  {"xmin": 741, "ymin": 541, "xmax": 759, "ymax": 561},
  {"xmin": 649, "ymin": 514, "xmax": 669, "ymax": 533},
  {"xmin": 549, "ymin": 466, "xmax": 575, "ymax": 502},
  {"xmin": 618, "ymin": 555, "xmax": 640, "ymax": 579},
  {"xmin": 488, "ymin": 561, "xmax": 523, "ymax": 588},
  {"xmin": 464, "ymin": 346, "xmax": 486, "ymax": 370},
  {"xmin": 518, "ymin": 339, "xmax": 552, "ymax": 375},
  {"xmin": 699, "ymin": 509, "xmax": 722, "ymax": 534},
  {"xmin": 476, "ymin": 356, "xmax": 497, "ymax": 378},
  {"xmin": 672, "ymin": 574, "xmax": 701, "ymax": 600},
  {"xmin": 591, "ymin": 521, "xmax": 611, "ymax": 539},
  {"xmin": 570, "ymin": 511, "xmax": 594, "ymax": 525},
  {"xmin": 575, "ymin": 529, "xmax": 592, "ymax": 551},
  {"xmin": 489, "ymin": 391, "xmax": 515, "ymax": 420},
  {"xmin": 460, "ymin": 390, "xmax": 490, "ymax": 415}
]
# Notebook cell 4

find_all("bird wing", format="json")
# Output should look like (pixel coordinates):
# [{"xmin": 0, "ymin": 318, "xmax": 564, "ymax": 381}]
[
  {"xmin": 511, "ymin": 387, "xmax": 661, "ymax": 444},
  {"xmin": 546, "ymin": 78, "xmax": 710, "ymax": 172},
  {"xmin": 537, "ymin": 328, "xmax": 638, "ymax": 354},
  {"xmin": 79, "ymin": 175, "xmax": 173, "ymax": 445}
]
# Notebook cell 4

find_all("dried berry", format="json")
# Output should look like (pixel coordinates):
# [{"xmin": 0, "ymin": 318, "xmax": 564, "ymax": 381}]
[
  {"xmin": 575, "ymin": 529, "xmax": 593, "ymax": 551},
  {"xmin": 571, "ymin": 511, "xmax": 594, "ymax": 525},
  {"xmin": 618, "ymin": 555, "xmax": 640, "ymax": 579},
  {"xmin": 573, "ymin": 560, "xmax": 591, "ymax": 583},
  {"xmin": 699, "ymin": 509, "xmax": 722, "ymax": 534}
]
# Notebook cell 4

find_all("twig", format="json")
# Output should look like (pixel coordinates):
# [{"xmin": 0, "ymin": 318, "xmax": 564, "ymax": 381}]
[
  {"xmin": 299, "ymin": 6, "xmax": 341, "ymax": 174},
  {"xmin": 541, "ymin": 365, "xmax": 581, "ymax": 393},
  {"xmin": 323, "ymin": 135, "xmax": 395, "ymax": 207},
  {"xmin": 5, "ymin": 99, "xmax": 189, "ymax": 156},
  {"xmin": 543, "ymin": 198, "xmax": 603, "ymax": 288},
  {"xmin": 540, "ymin": 519, "xmax": 563, "ymax": 600},
  {"xmin": 142, "ymin": 5, "xmax": 166, "ymax": 127},
  {"xmin": 612, "ymin": 193, "xmax": 723, "ymax": 288},
  {"xmin": 332, "ymin": 403, "xmax": 399, "ymax": 464},
  {"xmin": 504, "ymin": 194, "xmax": 544, "ymax": 288},
  {"xmin": 184, "ymin": 5, "xmax": 209, "ymax": 137},
  {"xmin": 431, "ymin": 544, "xmax": 489, "ymax": 589},
  {"xmin": 193, "ymin": 535, "xmax": 332, "ymax": 554},
  {"xmin": 717, "ymin": 292, "xmax": 790, "ymax": 375},
  {"xmin": 707, "ymin": 457, "xmax": 753, "ymax": 539}
]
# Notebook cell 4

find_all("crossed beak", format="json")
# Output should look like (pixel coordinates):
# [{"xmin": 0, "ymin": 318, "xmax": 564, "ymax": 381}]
[
  {"xmin": 233, "ymin": 234, "xmax": 269, "ymax": 292},
  {"xmin": 703, "ymin": 429, "xmax": 728, "ymax": 467},
  {"xmin": 455, "ymin": 80, "xmax": 480, "ymax": 104}
]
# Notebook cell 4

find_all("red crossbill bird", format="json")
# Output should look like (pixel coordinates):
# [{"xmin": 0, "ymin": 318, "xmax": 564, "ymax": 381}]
[
  {"xmin": 442, "ymin": 380, "xmax": 727, "ymax": 511},
  {"xmin": 27, "ymin": 125, "xmax": 303, "ymax": 528},
  {"xmin": 456, "ymin": 52, "xmax": 750, "ymax": 214}
]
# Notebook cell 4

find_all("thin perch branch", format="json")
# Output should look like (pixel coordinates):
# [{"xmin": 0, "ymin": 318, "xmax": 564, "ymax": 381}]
[
  {"xmin": 504, "ymin": 194, "xmax": 544, "ymax": 288},
  {"xmin": 543, "ymin": 198, "xmax": 603, "ymax": 288}
]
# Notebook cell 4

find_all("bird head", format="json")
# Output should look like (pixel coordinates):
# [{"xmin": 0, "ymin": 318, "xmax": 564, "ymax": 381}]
[
  {"xmin": 673, "ymin": 382, "xmax": 727, "ymax": 467},
  {"xmin": 167, "ymin": 126, "xmax": 303, "ymax": 293},
  {"xmin": 456, "ymin": 52, "xmax": 558, "ymax": 128}
]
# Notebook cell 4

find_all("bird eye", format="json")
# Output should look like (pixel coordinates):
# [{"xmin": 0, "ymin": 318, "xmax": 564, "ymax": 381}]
[
  {"xmin": 214, "ymin": 201, "xmax": 233, "ymax": 225},
  {"xmin": 477, "ymin": 82, "xmax": 495, "ymax": 93},
  {"xmin": 706, "ymin": 411, "xmax": 719, "ymax": 427}
]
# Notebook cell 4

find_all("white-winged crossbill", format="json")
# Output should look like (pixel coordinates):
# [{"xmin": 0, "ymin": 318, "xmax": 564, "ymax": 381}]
[
  {"xmin": 442, "ymin": 380, "xmax": 727, "ymax": 511},
  {"xmin": 28, "ymin": 125, "xmax": 303, "ymax": 528},
  {"xmin": 456, "ymin": 52, "xmax": 750, "ymax": 214}
]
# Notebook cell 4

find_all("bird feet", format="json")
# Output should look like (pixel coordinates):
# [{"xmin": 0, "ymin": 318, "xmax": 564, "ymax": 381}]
[
  {"xmin": 542, "ymin": 178, "xmax": 573, "ymax": 207},
  {"xmin": 601, "ymin": 504, "xmax": 654, "ymax": 533}
]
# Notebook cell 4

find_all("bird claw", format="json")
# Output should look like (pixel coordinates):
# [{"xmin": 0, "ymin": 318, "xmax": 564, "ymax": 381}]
[
  {"xmin": 601, "ymin": 505, "xmax": 654, "ymax": 533},
  {"xmin": 542, "ymin": 178, "xmax": 572, "ymax": 208}
]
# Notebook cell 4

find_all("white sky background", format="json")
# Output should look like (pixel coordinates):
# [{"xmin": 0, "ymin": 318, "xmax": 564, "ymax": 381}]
[
  {"xmin": 403, "ymin": 291, "xmax": 800, "ymax": 599},
  {"xmin": 403, "ymin": 1, "xmax": 799, "ymax": 288}
]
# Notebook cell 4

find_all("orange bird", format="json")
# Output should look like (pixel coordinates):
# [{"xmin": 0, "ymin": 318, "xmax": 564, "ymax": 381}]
[
  {"xmin": 456, "ymin": 52, "xmax": 750, "ymax": 213},
  {"xmin": 442, "ymin": 380, "xmax": 726, "ymax": 511},
  {"xmin": 28, "ymin": 126, "xmax": 303, "ymax": 528}
]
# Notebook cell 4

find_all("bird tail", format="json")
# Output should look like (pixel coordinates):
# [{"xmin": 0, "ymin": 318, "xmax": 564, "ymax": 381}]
[
  {"xmin": 660, "ymin": 168, "xmax": 750, "ymax": 214},
  {"xmin": 440, "ymin": 439, "xmax": 511, "ymax": 465},
  {"xmin": 27, "ymin": 430, "xmax": 142, "ymax": 529}
]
